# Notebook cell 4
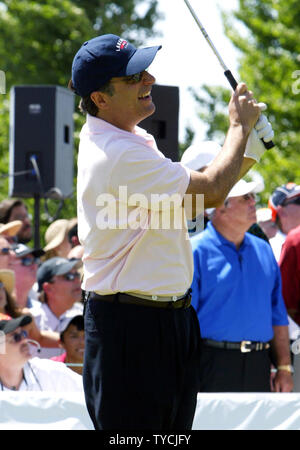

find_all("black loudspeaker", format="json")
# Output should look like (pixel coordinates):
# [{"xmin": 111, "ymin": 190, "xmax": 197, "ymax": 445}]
[
  {"xmin": 9, "ymin": 85, "xmax": 74, "ymax": 198},
  {"xmin": 139, "ymin": 84, "xmax": 179, "ymax": 161}
]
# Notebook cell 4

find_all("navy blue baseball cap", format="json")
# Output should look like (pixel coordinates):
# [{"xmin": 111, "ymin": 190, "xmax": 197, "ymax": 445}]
[
  {"xmin": 71, "ymin": 34, "xmax": 162, "ymax": 97},
  {"xmin": 268, "ymin": 182, "xmax": 300, "ymax": 221},
  {"xmin": 37, "ymin": 257, "xmax": 81, "ymax": 292}
]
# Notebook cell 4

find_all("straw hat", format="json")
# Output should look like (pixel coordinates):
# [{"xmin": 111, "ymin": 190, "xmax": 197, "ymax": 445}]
[
  {"xmin": 0, "ymin": 269, "xmax": 15, "ymax": 295},
  {"xmin": 43, "ymin": 218, "xmax": 77, "ymax": 253},
  {"xmin": 0, "ymin": 221, "xmax": 22, "ymax": 237}
]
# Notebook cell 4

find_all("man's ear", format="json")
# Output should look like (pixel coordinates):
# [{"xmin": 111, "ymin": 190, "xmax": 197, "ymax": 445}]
[
  {"xmin": 42, "ymin": 281, "xmax": 52, "ymax": 296},
  {"xmin": 90, "ymin": 91, "xmax": 109, "ymax": 110}
]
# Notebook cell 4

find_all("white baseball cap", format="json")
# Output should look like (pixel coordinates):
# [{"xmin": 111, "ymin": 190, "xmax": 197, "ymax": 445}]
[
  {"xmin": 206, "ymin": 179, "xmax": 263, "ymax": 216},
  {"xmin": 181, "ymin": 141, "xmax": 222, "ymax": 171},
  {"xmin": 226, "ymin": 179, "xmax": 263, "ymax": 199}
]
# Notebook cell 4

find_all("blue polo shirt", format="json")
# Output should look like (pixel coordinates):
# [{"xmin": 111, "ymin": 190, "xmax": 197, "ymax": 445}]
[{"xmin": 191, "ymin": 222, "xmax": 288, "ymax": 342}]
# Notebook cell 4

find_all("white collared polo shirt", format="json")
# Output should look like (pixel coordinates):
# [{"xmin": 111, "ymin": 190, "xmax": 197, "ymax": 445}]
[{"xmin": 77, "ymin": 115, "xmax": 193, "ymax": 297}]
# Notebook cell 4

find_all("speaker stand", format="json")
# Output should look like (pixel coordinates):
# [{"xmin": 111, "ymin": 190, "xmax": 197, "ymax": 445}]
[{"xmin": 33, "ymin": 193, "xmax": 40, "ymax": 249}]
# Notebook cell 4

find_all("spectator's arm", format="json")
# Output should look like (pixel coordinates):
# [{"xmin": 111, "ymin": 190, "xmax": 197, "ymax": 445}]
[
  {"xmin": 23, "ymin": 308, "xmax": 60, "ymax": 348},
  {"xmin": 271, "ymin": 325, "xmax": 293, "ymax": 392}
]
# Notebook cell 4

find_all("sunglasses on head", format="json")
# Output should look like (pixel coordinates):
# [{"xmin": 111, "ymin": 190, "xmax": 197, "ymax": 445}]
[{"xmin": 9, "ymin": 329, "xmax": 28, "ymax": 343}]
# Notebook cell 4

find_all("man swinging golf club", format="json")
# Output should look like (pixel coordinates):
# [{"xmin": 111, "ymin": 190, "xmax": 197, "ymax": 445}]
[{"xmin": 70, "ymin": 33, "xmax": 274, "ymax": 430}]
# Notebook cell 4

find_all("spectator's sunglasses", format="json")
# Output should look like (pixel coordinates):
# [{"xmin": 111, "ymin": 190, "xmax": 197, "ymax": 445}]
[
  {"xmin": 62, "ymin": 272, "xmax": 81, "ymax": 281},
  {"xmin": 0, "ymin": 248, "xmax": 12, "ymax": 255},
  {"xmin": 21, "ymin": 256, "xmax": 39, "ymax": 266},
  {"xmin": 283, "ymin": 196, "xmax": 300, "ymax": 207},
  {"xmin": 242, "ymin": 193, "xmax": 256, "ymax": 202},
  {"xmin": 8, "ymin": 330, "xmax": 28, "ymax": 344}
]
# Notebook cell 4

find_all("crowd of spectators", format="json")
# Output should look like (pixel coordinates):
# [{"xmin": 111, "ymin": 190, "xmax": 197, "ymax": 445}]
[
  {"xmin": 0, "ymin": 171, "xmax": 300, "ymax": 394},
  {"xmin": 0, "ymin": 200, "xmax": 84, "ymax": 391}
]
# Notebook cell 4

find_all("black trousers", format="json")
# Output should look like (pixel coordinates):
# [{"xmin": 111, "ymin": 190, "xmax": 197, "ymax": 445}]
[
  {"xmin": 83, "ymin": 296, "xmax": 201, "ymax": 430},
  {"xmin": 198, "ymin": 344, "xmax": 272, "ymax": 392}
]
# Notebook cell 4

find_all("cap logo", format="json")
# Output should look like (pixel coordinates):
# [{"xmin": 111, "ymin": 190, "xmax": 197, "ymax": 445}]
[
  {"xmin": 286, "ymin": 182, "xmax": 296, "ymax": 190},
  {"xmin": 116, "ymin": 39, "xmax": 128, "ymax": 52}
]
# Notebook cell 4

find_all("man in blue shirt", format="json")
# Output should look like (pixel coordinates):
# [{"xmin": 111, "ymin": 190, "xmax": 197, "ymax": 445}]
[{"xmin": 191, "ymin": 179, "xmax": 293, "ymax": 392}]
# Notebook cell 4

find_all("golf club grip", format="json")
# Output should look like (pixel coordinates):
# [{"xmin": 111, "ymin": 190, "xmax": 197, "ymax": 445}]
[{"xmin": 224, "ymin": 70, "xmax": 274, "ymax": 150}]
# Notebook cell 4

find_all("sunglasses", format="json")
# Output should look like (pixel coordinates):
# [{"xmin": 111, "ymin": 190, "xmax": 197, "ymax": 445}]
[
  {"xmin": 121, "ymin": 71, "xmax": 144, "ymax": 84},
  {"xmin": 21, "ymin": 256, "xmax": 39, "ymax": 266},
  {"xmin": 242, "ymin": 193, "xmax": 256, "ymax": 202},
  {"xmin": 283, "ymin": 196, "xmax": 300, "ymax": 207},
  {"xmin": 0, "ymin": 281, "xmax": 3, "ymax": 289},
  {"xmin": 8, "ymin": 329, "xmax": 28, "ymax": 344},
  {"xmin": 0, "ymin": 248, "xmax": 12, "ymax": 255},
  {"xmin": 62, "ymin": 272, "xmax": 81, "ymax": 281}
]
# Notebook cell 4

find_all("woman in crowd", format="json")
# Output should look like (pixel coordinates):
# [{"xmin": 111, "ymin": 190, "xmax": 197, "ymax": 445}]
[{"xmin": 0, "ymin": 269, "xmax": 60, "ymax": 349}]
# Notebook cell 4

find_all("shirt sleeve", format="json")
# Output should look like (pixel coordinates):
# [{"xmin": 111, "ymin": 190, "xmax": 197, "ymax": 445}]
[
  {"xmin": 279, "ymin": 235, "xmax": 300, "ymax": 318},
  {"xmin": 271, "ymin": 259, "xmax": 289, "ymax": 326},
  {"xmin": 191, "ymin": 243, "xmax": 202, "ymax": 316},
  {"xmin": 110, "ymin": 145, "xmax": 190, "ymax": 210}
]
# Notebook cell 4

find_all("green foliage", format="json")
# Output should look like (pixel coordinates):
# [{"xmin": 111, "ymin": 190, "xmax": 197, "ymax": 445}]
[
  {"xmin": 189, "ymin": 85, "xmax": 231, "ymax": 145},
  {"xmin": 190, "ymin": 0, "xmax": 300, "ymax": 204},
  {"xmin": 178, "ymin": 125, "xmax": 195, "ymax": 159},
  {"xmin": 0, "ymin": 0, "xmax": 161, "ymax": 244}
]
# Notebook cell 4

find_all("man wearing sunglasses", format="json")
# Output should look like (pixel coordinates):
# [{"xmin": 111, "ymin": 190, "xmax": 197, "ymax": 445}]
[
  {"xmin": 268, "ymin": 183, "xmax": 300, "ymax": 262},
  {"xmin": 268, "ymin": 184, "xmax": 300, "ymax": 328},
  {"xmin": 70, "ymin": 33, "xmax": 274, "ymax": 430},
  {"xmin": 11, "ymin": 243, "xmax": 45, "ymax": 309},
  {"xmin": 29, "ymin": 257, "xmax": 83, "ymax": 358},
  {"xmin": 0, "ymin": 315, "xmax": 83, "ymax": 391},
  {"xmin": 0, "ymin": 236, "xmax": 19, "ymax": 271},
  {"xmin": 191, "ymin": 178, "xmax": 292, "ymax": 393}
]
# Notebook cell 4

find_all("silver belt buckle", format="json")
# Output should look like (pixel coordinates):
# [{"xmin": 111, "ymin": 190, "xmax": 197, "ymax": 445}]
[{"xmin": 240, "ymin": 340, "xmax": 251, "ymax": 353}]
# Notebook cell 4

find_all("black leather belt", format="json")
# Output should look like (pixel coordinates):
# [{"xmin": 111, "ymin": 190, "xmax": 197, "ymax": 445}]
[
  {"xmin": 202, "ymin": 339, "xmax": 270, "ymax": 353},
  {"xmin": 87, "ymin": 291, "xmax": 192, "ymax": 309}
]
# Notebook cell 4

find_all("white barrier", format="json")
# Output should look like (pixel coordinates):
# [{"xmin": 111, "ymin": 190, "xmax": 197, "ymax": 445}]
[
  {"xmin": 1, "ymin": 391, "xmax": 300, "ymax": 430},
  {"xmin": 193, "ymin": 393, "xmax": 300, "ymax": 430},
  {"xmin": 0, "ymin": 391, "xmax": 94, "ymax": 430}
]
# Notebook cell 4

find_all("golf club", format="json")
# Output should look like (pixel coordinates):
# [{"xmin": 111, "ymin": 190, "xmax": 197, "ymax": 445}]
[{"xmin": 184, "ymin": 0, "xmax": 275, "ymax": 150}]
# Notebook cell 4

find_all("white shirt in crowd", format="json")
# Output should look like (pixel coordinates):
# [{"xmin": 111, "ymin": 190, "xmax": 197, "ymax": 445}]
[
  {"xmin": 269, "ymin": 230, "xmax": 286, "ymax": 262},
  {"xmin": 0, "ymin": 357, "xmax": 83, "ymax": 392},
  {"xmin": 77, "ymin": 114, "xmax": 193, "ymax": 297},
  {"xmin": 29, "ymin": 301, "xmax": 83, "ymax": 358}
]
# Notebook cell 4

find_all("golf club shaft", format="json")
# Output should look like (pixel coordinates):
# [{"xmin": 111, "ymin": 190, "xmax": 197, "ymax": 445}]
[{"xmin": 183, "ymin": 0, "xmax": 274, "ymax": 150}]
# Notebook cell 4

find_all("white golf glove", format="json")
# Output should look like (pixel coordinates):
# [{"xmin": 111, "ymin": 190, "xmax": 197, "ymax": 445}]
[{"xmin": 244, "ymin": 103, "xmax": 274, "ymax": 162}]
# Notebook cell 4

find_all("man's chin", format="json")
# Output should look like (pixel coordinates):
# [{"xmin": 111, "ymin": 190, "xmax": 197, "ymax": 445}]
[{"xmin": 137, "ymin": 105, "xmax": 156, "ymax": 125}]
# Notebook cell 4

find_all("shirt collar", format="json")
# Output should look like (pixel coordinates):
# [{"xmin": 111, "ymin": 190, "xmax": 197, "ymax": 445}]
[
  {"xmin": 85, "ymin": 114, "xmax": 156, "ymax": 146},
  {"xmin": 207, "ymin": 221, "xmax": 251, "ymax": 250}
]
